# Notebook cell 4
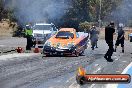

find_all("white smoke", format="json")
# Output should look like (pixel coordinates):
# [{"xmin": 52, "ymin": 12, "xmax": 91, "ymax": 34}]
[
  {"xmin": 106, "ymin": 0, "xmax": 132, "ymax": 25},
  {"xmin": 4, "ymin": 0, "xmax": 69, "ymax": 25}
]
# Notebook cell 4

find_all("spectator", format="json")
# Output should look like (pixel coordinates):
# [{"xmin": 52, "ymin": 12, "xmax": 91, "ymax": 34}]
[
  {"xmin": 115, "ymin": 23, "xmax": 125, "ymax": 53},
  {"xmin": 90, "ymin": 26, "xmax": 99, "ymax": 50},
  {"xmin": 25, "ymin": 25, "xmax": 33, "ymax": 51},
  {"xmin": 104, "ymin": 22, "xmax": 115, "ymax": 62}
]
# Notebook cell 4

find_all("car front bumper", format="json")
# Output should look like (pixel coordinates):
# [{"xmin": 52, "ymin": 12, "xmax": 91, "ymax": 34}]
[{"xmin": 43, "ymin": 46, "xmax": 76, "ymax": 55}]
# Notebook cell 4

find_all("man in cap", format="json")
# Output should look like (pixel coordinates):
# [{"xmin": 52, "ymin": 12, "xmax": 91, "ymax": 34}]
[
  {"xmin": 104, "ymin": 21, "xmax": 115, "ymax": 62},
  {"xmin": 115, "ymin": 23, "xmax": 125, "ymax": 53},
  {"xmin": 90, "ymin": 26, "xmax": 99, "ymax": 50}
]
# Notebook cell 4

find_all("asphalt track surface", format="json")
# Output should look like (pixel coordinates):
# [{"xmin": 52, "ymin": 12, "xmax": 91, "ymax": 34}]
[{"xmin": 0, "ymin": 38, "xmax": 132, "ymax": 88}]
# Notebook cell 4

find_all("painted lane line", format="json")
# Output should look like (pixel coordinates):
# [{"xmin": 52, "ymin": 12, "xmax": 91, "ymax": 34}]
[
  {"xmin": 69, "ymin": 81, "xmax": 77, "ymax": 88},
  {"xmin": 0, "ymin": 45, "xmax": 5, "ymax": 47},
  {"xmin": 95, "ymin": 64, "xmax": 99, "ymax": 67},
  {"xmin": 93, "ymin": 67, "xmax": 101, "ymax": 74},
  {"xmin": 0, "ymin": 53, "xmax": 39, "ymax": 61},
  {"xmin": 122, "ymin": 61, "xmax": 127, "ymax": 63},
  {"xmin": 106, "ymin": 62, "xmax": 132, "ymax": 88},
  {"xmin": 116, "ymin": 71, "xmax": 121, "ymax": 73},
  {"xmin": 89, "ymin": 84, "xmax": 95, "ymax": 88},
  {"xmin": 122, "ymin": 62, "xmax": 132, "ymax": 74},
  {"xmin": 66, "ymin": 75, "xmax": 76, "ymax": 83},
  {"xmin": 114, "ymin": 56, "xmax": 119, "ymax": 61}
]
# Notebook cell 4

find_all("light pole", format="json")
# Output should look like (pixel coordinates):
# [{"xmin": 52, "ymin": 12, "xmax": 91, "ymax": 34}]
[{"xmin": 99, "ymin": 0, "xmax": 102, "ymax": 29}]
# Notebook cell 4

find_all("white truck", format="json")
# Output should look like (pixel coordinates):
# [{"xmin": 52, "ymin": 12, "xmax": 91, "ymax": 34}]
[{"xmin": 32, "ymin": 23, "xmax": 58, "ymax": 48}]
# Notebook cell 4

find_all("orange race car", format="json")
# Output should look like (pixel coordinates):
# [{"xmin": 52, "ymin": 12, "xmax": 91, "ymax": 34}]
[{"xmin": 42, "ymin": 28, "xmax": 89, "ymax": 56}]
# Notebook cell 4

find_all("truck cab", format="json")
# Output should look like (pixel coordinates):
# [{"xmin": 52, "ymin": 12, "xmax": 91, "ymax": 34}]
[{"xmin": 32, "ymin": 23, "xmax": 58, "ymax": 47}]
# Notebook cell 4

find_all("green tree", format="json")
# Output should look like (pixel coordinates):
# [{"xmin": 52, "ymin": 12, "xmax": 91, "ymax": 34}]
[
  {"xmin": 89, "ymin": 0, "xmax": 123, "ymax": 21},
  {"xmin": 64, "ymin": 0, "xmax": 123, "ymax": 22}
]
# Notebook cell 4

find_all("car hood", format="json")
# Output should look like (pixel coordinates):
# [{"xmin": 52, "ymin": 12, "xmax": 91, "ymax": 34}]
[
  {"xmin": 48, "ymin": 37, "xmax": 75, "ymax": 47},
  {"xmin": 33, "ymin": 30, "xmax": 51, "ymax": 34}
]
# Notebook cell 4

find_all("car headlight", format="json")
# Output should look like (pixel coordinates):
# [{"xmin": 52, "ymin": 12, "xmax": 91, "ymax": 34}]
[
  {"xmin": 63, "ymin": 45, "xmax": 68, "ymax": 48},
  {"xmin": 56, "ymin": 43, "xmax": 61, "ymax": 47},
  {"xmin": 44, "ymin": 41, "xmax": 51, "ymax": 46}
]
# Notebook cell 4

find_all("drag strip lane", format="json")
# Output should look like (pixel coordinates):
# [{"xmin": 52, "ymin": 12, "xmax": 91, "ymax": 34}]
[
  {"xmin": 106, "ymin": 61, "xmax": 132, "ymax": 88},
  {"xmin": 0, "ymin": 40, "xmax": 131, "ymax": 88},
  {"xmin": 0, "ymin": 52, "xmax": 95, "ymax": 88},
  {"xmin": 66, "ymin": 40, "xmax": 132, "ymax": 88}
]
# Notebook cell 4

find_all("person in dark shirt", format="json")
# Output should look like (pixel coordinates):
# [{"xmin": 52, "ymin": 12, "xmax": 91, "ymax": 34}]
[
  {"xmin": 115, "ymin": 23, "xmax": 125, "ymax": 53},
  {"xmin": 90, "ymin": 26, "xmax": 99, "ymax": 50},
  {"xmin": 104, "ymin": 22, "xmax": 115, "ymax": 62}
]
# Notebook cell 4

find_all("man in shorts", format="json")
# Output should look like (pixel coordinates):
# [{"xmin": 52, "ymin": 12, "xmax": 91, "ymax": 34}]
[{"xmin": 115, "ymin": 23, "xmax": 125, "ymax": 53}]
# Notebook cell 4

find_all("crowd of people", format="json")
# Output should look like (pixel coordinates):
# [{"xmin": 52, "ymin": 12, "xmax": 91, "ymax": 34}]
[{"xmin": 89, "ymin": 22, "xmax": 125, "ymax": 62}]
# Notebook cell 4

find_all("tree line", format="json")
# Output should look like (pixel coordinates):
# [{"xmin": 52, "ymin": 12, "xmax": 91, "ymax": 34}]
[
  {"xmin": 0, "ymin": 0, "xmax": 123, "ymax": 27},
  {"xmin": 51, "ymin": 0, "xmax": 123, "ymax": 28}
]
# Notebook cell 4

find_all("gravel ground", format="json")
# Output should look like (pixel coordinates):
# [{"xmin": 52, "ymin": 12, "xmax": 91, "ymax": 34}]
[
  {"xmin": 0, "ymin": 37, "xmax": 26, "ymax": 51},
  {"xmin": 0, "ymin": 37, "xmax": 26, "ymax": 54},
  {"xmin": 0, "ymin": 38, "xmax": 131, "ymax": 88}
]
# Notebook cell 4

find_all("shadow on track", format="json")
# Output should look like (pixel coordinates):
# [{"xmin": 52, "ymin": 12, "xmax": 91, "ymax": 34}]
[{"xmin": 42, "ymin": 54, "xmax": 85, "ymax": 58}]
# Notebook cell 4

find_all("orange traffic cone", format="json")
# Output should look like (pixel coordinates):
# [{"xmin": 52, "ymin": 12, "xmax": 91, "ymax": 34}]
[{"xmin": 34, "ymin": 41, "xmax": 40, "ymax": 53}]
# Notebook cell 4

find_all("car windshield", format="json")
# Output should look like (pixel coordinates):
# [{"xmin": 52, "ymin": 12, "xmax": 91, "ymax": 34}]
[
  {"xmin": 56, "ymin": 31, "xmax": 74, "ymax": 39},
  {"xmin": 33, "ymin": 25, "xmax": 52, "ymax": 30}
]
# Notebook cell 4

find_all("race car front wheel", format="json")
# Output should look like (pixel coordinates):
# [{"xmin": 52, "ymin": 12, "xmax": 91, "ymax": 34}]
[{"xmin": 75, "ymin": 50, "xmax": 79, "ymax": 57}]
